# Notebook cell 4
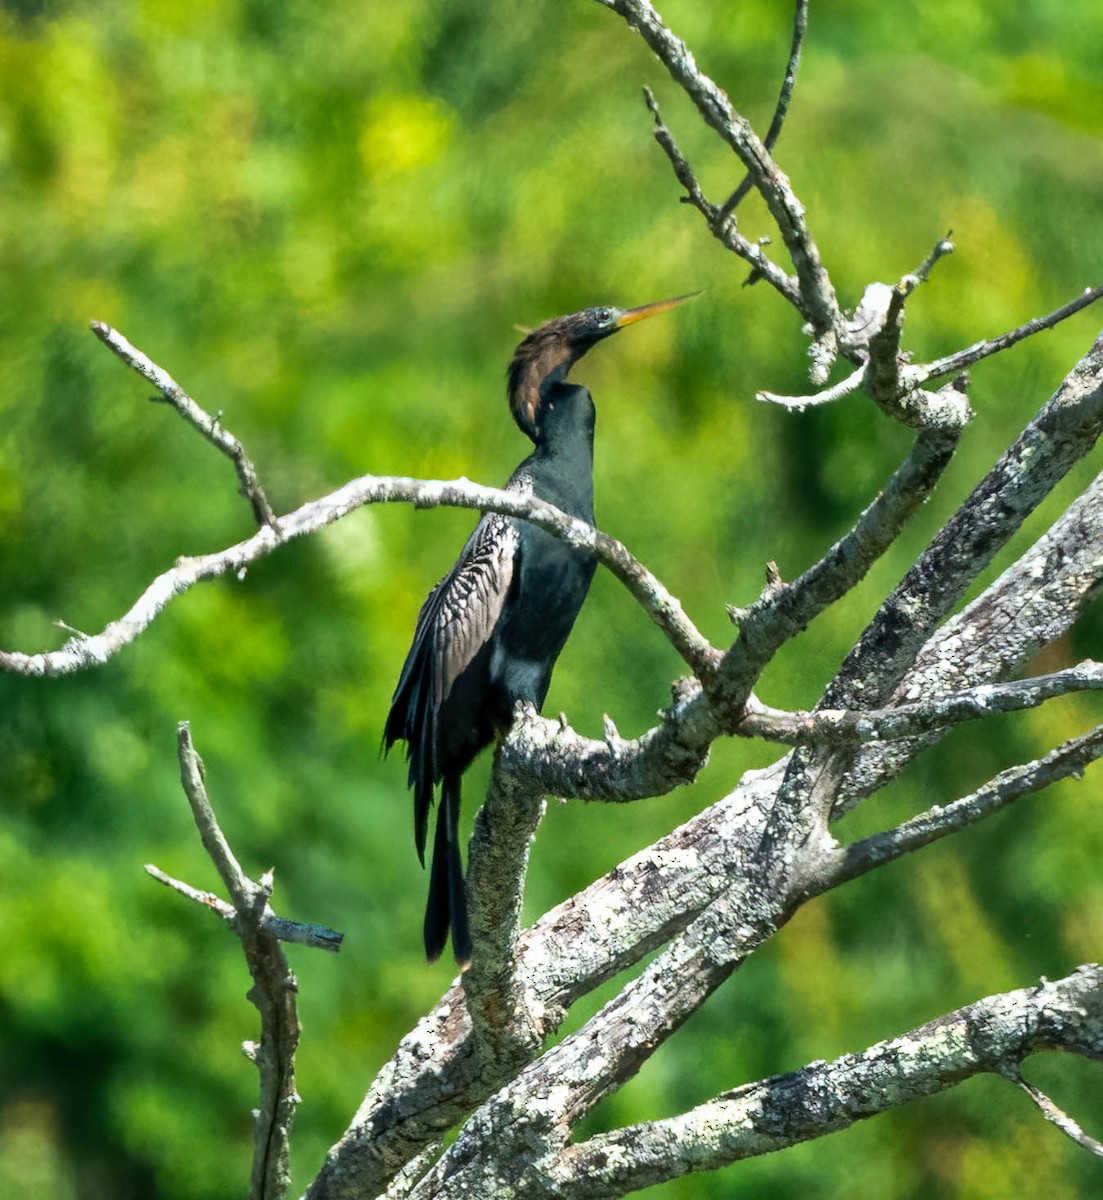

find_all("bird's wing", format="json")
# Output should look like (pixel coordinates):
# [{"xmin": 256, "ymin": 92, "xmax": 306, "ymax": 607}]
[
  {"xmin": 423, "ymin": 510, "xmax": 519, "ymax": 709},
  {"xmin": 386, "ymin": 502, "xmax": 524, "ymax": 755},
  {"xmin": 385, "ymin": 479, "xmax": 529, "ymax": 865}
]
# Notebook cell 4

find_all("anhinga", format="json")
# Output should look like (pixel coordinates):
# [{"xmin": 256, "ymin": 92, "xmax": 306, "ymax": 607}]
[{"xmin": 385, "ymin": 294, "xmax": 694, "ymax": 965}]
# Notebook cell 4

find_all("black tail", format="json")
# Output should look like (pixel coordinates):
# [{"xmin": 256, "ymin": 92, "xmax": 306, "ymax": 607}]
[{"xmin": 423, "ymin": 774, "xmax": 472, "ymax": 967}]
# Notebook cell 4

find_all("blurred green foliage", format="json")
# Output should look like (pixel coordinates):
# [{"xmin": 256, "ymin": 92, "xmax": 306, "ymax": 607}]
[{"xmin": 1, "ymin": 1, "xmax": 1101, "ymax": 1197}]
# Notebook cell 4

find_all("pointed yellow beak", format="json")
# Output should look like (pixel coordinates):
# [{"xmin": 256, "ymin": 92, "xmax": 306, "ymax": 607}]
[{"xmin": 613, "ymin": 291, "xmax": 700, "ymax": 329}]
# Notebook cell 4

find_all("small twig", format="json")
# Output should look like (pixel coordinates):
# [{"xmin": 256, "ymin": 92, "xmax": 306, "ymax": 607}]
[
  {"xmin": 756, "ymin": 364, "xmax": 865, "ymax": 410},
  {"xmin": 146, "ymin": 864, "xmax": 344, "ymax": 951},
  {"xmin": 176, "ymin": 724, "xmax": 253, "ymax": 909},
  {"xmin": 863, "ymin": 234, "xmax": 956, "ymax": 420},
  {"xmin": 718, "ymin": 0, "xmax": 808, "ymax": 218},
  {"xmin": 643, "ymin": 88, "xmax": 802, "ymax": 310},
  {"xmin": 1010, "ymin": 1068, "xmax": 1103, "ymax": 1158},
  {"xmin": 91, "ymin": 321, "xmax": 277, "ymax": 527},
  {"xmin": 906, "ymin": 230, "xmax": 955, "ymax": 287},
  {"xmin": 146, "ymin": 863, "xmax": 237, "ymax": 917},
  {"xmin": 619, "ymin": 0, "xmax": 841, "ymax": 357},
  {"xmin": 909, "ymin": 286, "xmax": 1103, "ymax": 386}
]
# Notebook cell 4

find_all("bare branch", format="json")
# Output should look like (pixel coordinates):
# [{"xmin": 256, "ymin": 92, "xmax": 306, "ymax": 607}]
[
  {"xmin": 643, "ymin": 88, "xmax": 802, "ymax": 308},
  {"xmin": 718, "ymin": 0, "xmax": 808, "ymax": 218},
  {"xmin": 762, "ymin": 334, "xmax": 1103, "ymax": 832},
  {"xmin": 909, "ymin": 286, "xmax": 1103, "ymax": 386},
  {"xmin": 827, "ymin": 722, "xmax": 1103, "ymax": 890},
  {"xmin": 740, "ymin": 663, "xmax": 1103, "ymax": 747},
  {"xmin": 412, "ymin": 892, "xmax": 781, "ymax": 1198},
  {"xmin": 907, "ymin": 230, "xmax": 956, "ymax": 287},
  {"xmin": 839, "ymin": 467, "xmax": 1103, "ymax": 807},
  {"xmin": 462, "ymin": 767, "xmax": 547, "ymax": 1064},
  {"xmin": 176, "ymin": 723, "xmax": 253, "ymax": 910},
  {"xmin": 304, "ymin": 671, "xmax": 1103, "ymax": 1195},
  {"xmin": 822, "ymin": 329, "xmax": 1103, "ymax": 714},
  {"xmin": 304, "ymin": 764, "xmax": 786, "ymax": 1200},
  {"xmin": 146, "ymin": 862, "xmax": 238, "ymax": 918},
  {"xmin": 600, "ymin": 0, "xmax": 840, "ymax": 369},
  {"xmin": 166, "ymin": 722, "xmax": 316, "ymax": 1200},
  {"xmin": 538, "ymin": 966, "xmax": 1103, "ymax": 1198},
  {"xmin": 0, "ymin": 472, "xmax": 718, "ymax": 681},
  {"xmin": 91, "ymin": 321, "xmax": 277, "ymax": 527},
  {"xmin": 861, "ymin": 238, "xmax": 958, "ymax": 425},
  {"xmin": 756, "ymin": 364, "xmax": 864, "ymax": 410},
  {"xmin": 720, "ymin": 411, "xmax": 965, "ymax": 704}
]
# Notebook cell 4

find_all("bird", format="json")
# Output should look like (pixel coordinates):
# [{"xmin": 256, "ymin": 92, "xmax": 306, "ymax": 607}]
[{"xmin": 384, "ymin": 293, "xmax": 696, "ymax": 966}]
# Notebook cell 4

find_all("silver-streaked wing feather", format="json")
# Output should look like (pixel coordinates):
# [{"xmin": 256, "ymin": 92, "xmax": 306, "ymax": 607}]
[{"xmin": 429, "ymin": 511, "xmax": 518, "ymax": 708}]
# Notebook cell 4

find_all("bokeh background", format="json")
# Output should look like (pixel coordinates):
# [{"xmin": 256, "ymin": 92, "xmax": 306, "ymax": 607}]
[{"xmin": 1, "ymin": 1, "xmax": 1102, "ymax": 1197}]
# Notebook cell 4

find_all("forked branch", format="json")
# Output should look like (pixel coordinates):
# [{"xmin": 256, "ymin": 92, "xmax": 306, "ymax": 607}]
[{"xmin": 599, "ymin": 0, "xmax": 839, "ymax": 376}]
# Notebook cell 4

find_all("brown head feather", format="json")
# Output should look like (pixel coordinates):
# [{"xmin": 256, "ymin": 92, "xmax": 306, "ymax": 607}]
[{"xmin": 505, "ymin": 294, "xmax": 698, "ymax": 442}]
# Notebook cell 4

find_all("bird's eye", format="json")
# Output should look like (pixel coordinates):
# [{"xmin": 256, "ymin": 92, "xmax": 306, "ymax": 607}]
[{"xmin": 595, "ymin": 306, "xmax": 615, "ymax": 327}]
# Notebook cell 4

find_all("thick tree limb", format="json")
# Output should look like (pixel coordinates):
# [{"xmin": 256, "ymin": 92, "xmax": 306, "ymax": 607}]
[
  {"xmin": 538, "ymin": 965, "xmax": 1103, "ymax": 1198},
  {"xmin": 448, "ymin": 504, "xmax": 1103, "ymax": 816},
  {"xmin": 461, "ymin": 767, "xmax": 547, "ymax": 1064},
  {"xmin": 825, "ymin": 329, "xmax": 1103, "ymax": 712},
  {"xmin": 409, "ymin": 891, "xmax": 783, "ymax": 1198},
  {"xmin": 760, "ymin": 330, "xmax": 1103, "ymax": 835},
  {"xmin": 292, "ymin": 690, "xmax": 1103, "ymax": 1199},
  {"xmin": 303, "ymin": 766, "xmax": 784, "ymax": 1200}
]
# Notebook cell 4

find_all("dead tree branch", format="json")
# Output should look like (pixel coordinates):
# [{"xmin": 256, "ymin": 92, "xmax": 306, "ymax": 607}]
[
  {"xmin": 7, "ymin": 6, "xmax": 1103, "ymax": 1198},
  {"xmin": 91, "ymin": 321, "xmax": 277, "ymax": 527},
  {"xmin": 0, "ymin": 457, "xmax": 717, "ymax": 685},
  {"xmin": 151, "ymin": 723, "xmax": 342, "ymax": 1200},
  {"xmin": 601, "ymin": 0, "xmax": 840, "ymax": 378},
  {"xmin": 740, "ymin": 662, "xmax": 1103, "ymax": 747},
  {"xmin": 538, "ymin": 965, "xmax": 1103, "ymax": 1198},
  {"xmin": 910, "ymin": 286, "xmax": 1103, "ymax": 386},
  {"xmin": 718, "ymin": 0, "xmax": 808, "ymax": 217}
]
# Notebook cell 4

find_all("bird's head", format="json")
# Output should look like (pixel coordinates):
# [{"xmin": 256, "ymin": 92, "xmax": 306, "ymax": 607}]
[{"xmin": 507, "ymin": 292, "xmax": 697, "ymax": 441}]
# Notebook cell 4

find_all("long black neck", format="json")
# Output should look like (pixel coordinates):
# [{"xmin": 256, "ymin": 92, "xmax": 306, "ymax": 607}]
[{"xmin": 520, "ymin": 381, "xmax": 595, "ymax": 522}]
